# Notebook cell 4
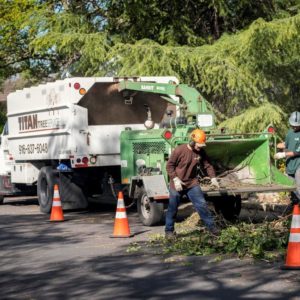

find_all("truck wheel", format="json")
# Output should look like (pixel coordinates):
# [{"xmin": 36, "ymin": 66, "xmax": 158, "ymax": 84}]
[
  {"xmin": 137, "ymin": 192, "xmax": 164, "ymax": 226},
  {"xmin": 0, "ymin": 195, "xmax": 4, "ymax": 204},
  {"xmin": 213, "ymin": 195, "xmax": 242, "ymax": 222},
  {"xmin": 37, "ymin": 167, "xmax": 55, "ymax": 213}
]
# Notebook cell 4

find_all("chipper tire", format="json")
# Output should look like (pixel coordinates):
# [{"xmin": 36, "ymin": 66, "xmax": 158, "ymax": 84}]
[
  {"xmin": 37, "ymin": 166, "xmax": 55, "ymax": 213},
  {"xmin": 137, "ymin": 192, "xmax": 164, "ymax": 226}
]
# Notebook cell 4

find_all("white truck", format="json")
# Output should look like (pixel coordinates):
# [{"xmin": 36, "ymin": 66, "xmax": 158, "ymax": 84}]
[{"xmin": 1, "ymin": 76, "xmax": 178, "ymax": 212}]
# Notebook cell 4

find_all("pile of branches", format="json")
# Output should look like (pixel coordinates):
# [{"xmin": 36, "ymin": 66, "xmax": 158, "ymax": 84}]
[{"xmin": 149, "ymin": 213, "xmax": 290, "ymax": 260}]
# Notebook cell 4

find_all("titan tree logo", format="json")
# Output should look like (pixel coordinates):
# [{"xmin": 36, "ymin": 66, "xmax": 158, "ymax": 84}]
[{"xmin": 18, "ymin": 114, "xmax": 38, "ymax": 131}]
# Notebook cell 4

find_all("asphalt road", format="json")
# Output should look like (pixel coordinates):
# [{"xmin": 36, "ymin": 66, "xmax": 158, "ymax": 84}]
[{"xmin": 0, "ymin": 197, "xmax": 300, "ymax": 300}]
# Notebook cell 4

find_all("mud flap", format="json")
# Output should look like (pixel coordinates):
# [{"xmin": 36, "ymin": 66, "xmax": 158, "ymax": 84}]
[
  {"xmin": 0, "ymin": 174, "xmax": 19, "ymax": 196},
  {"xmin": 58, "ymin": 172, "xmax": 88, "ymax": 210}
]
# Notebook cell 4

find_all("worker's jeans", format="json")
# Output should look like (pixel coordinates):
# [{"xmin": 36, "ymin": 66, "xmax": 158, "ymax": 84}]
[
  {"xmin": 288, "ymin": 168, "xmax": 300, "ymax": 201},
  {"xmin": 165, "ymin": 185, "xmax": 215, "ymax": 232}
]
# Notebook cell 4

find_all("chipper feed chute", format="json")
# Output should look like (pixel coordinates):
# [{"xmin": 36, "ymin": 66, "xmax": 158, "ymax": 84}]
[{"xmin": 202, "ymin": 135, "xmax": 295, "ymax": 196}]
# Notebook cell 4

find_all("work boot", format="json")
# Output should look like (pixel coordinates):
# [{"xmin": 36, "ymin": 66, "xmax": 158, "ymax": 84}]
[{"xmin": 165, "ymin": 231, "xmax": 177, "ymax": 241}]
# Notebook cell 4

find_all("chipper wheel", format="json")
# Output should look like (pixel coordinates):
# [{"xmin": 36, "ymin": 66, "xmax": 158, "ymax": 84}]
[{"xmin": 137, "ymin": 191, "xmax": 164, "ymax": 226}]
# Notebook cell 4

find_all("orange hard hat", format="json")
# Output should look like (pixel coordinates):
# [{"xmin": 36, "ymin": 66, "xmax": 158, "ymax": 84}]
[{"xmin": 190, "ymin": 129, "xmax": 206, "ymax": 146}]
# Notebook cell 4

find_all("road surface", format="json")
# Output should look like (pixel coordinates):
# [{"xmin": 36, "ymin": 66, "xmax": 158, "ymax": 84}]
[{"xmin": 0, "ymin": 197, "xmax": 299, "ymax": 300}]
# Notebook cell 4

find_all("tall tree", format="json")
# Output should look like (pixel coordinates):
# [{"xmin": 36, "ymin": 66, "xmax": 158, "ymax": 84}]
[
  {"xmin": 106, "ymin": 0, "xmax": 300, "ymax": 44},
  {"xmin": 1, "ymin": 0, "xmax": 300, "ymax": 135},
  {"xmin": 0, "ymin": 1, "xmax": 58, "ymax": 82}
]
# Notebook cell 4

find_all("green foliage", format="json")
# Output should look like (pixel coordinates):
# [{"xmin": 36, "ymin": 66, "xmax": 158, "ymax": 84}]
[
  {"xmin": 216, "ymin": 223, "xmax": 287, "ymax": 258},
  {"xmin": 150, "ymin": 221, "xmax": 289, "ymax": 260},
  {"xmin": 27, "ymin": 4, "xmax": 111, "ymax": 76},
  {"xmin": 106, "ymin": 0, "xmax": 300, "ymax": 45},
  {"xmin": 106, "ymin": 14, "xmax": 300, "ymax": 135},
  {"xmin": 218, "ymin": 102, "xmax": 288, "ymax": 136},
  {"xmin": 0, "ymin": 0, "xmax": 49, "ymax": 80},
  {"xmin": 1, "ymin": 1, "xmax": 300, "ymax": 135},
  {"xmin": 0, "ymin": 105, "xmax": 6, "ymax": 132},
  {"xmin": 126, "ymin": 242, "xmax": 142, "ymax": 253}
]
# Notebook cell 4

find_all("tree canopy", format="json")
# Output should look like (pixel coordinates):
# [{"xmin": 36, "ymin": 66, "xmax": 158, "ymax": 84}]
[{"xmin": 1, "ymin": 0, "xmax": 300, "ymax": 135}]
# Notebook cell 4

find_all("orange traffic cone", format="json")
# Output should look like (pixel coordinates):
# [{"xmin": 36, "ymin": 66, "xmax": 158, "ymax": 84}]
[
  {"xmin": 282, "ymin": 204, "xmax": 300, "ymax": 270},
  {"xmin": 111, "ymin": 191, "xmax": 133, "ymax": 238},
  {"xmin": 50, "ymin": 184, "xmax": 64, "ymax": 222}
]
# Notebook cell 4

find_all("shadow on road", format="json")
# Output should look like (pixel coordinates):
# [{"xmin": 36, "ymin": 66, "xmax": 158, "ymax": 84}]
[
  {"xmin": 0, "ymin": 241, "xmax": 299, "ymax": 300},
  {"xmin": 0, "ymin": 201, "xmax": 299, "ymax": 299},
  {"xmin": 0, "ymin": 214, "xmax": 82, "ymax": 250}
]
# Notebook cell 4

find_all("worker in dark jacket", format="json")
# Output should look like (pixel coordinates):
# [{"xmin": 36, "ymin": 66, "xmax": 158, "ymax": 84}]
[
  {"xmin": 165, "ymin": 128, "xmax": 219, "ymax": 239},
  {"xmin": 274, "ymin": 111, "xmax": 300, "ymax": 203}
]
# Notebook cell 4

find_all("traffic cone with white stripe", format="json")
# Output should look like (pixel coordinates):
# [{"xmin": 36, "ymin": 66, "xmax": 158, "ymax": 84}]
[
  {"xmin": 282, "ymin": 204, "xmax": 300, "ymax": 270},
  {"xmin": 50, "ymin": 184, "xmax": 64, "ymax": 222},
  {"xmin": 111, "ymin": 191, "xmax": 133, "ymax": 238}
]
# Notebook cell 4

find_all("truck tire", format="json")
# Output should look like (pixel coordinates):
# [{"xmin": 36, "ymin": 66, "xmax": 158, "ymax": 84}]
[
  {"xmin": 0, "ymin": 195, "xmax": 4, "ymax": 205},
  {"xmin": 37, "ymin": 167, "xmax": 55, "ymax": 213},
  {"xmin": 213, "ymin": 195, "xmax": 242, "ymax": 222},
  {"xmin": 137, "ymin": 191, "xmax": 164, "ymax": 226}
]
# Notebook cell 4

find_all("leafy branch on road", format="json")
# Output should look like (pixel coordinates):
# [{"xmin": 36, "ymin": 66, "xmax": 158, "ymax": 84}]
[{"xmin": 145, "ymin": 213, "xmax": 291, "ymax": 261}]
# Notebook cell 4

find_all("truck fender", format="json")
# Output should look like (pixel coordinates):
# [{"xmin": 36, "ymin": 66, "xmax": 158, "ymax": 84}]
[
  {"xmin": 129, "ymin": 175, "xmax": 168, "ymax": 226},
  {"xmin": 129, "ymin": 174, "xmax": 169, "ymax": 200}
]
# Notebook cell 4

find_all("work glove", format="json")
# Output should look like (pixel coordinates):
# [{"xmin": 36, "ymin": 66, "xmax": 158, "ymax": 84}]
[
  {"xmin": 210, "ymin": 177, "xmax": 220, "ymax": 189},
  {"xmin": 173, "ymin": 177, "xmax": 184, "ymax": 192},
  {"xmin": 274, "ymin": 152, "xmax": 286, "ymax": 160}
]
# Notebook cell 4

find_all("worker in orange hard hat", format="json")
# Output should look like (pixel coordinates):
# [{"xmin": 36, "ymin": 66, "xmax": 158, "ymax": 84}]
[
  {"xmin": 165, "ymin": 128, "xmax": 220, "ymax": 240},
  {"xmin": 190, "ymin": 128, "xmax": 207, "ymax": 147}
]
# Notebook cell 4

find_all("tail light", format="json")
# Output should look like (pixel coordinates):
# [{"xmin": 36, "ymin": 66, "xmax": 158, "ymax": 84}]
[
  {"xmin": 82, "ymin": 157, "xmax": 89, "ymax": 164},
  {"xmin": 74, "ymin": 82, "xmax": 81, "ymax": 90},
  {"xmin": 163, "ymin": 130, "xmax": 172, "ymax": 140},
  {"xmin": 79, "ymin": 88, "xmax": 86, "ymax": 95},
  {"xmin": 267, "ymin": 126, "xmax": 275, "ymax": 134}
]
